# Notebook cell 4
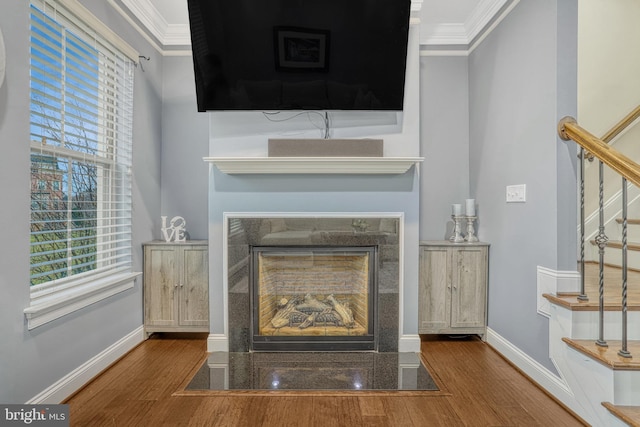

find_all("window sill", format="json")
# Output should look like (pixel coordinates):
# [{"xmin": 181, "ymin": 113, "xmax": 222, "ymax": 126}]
[{"xmin": 24, "ymin": 271, "xmax": 141, "ymax": 330}]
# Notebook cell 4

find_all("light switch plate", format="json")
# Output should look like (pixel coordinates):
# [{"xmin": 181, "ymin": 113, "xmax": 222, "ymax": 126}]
[{"xmin": 506, "ymin": 184, "xmax": 526, "ymax": 202}]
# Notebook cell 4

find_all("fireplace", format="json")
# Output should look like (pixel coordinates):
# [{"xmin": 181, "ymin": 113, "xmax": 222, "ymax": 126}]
[
  {"xmin": 227, "ymin": 215, "xmax": 400, "ymax": 353},
  {"xmin": 251, "ymin": 246, "xmax": 377, "ymax": 351}
]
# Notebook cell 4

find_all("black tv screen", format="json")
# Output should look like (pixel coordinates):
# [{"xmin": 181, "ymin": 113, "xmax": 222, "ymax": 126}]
[{"xmin": 187, "ymin": 0, "xmax": 411, "ymax": 112}]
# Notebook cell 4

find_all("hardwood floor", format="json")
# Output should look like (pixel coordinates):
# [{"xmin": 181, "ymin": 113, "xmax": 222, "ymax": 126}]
[{"xmin": 65, "ymin": 334, "xmax": 585, "ymax": 426}]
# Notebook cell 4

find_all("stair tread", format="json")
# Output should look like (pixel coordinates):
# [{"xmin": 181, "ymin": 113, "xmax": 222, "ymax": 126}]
[
  {"xmin": 562, "ymin": 338, "xmax": 640, "ymax": 370},
  {"xmin": 543, "ymin": 293, "xmax": 640, "ymax": 311},
  {"xmin": 589, "ymin": 239, "xmax": 640, "ymax": 251},
  {"xmin": 615, "ymin": 218, "xmax": 640, "ymax": 225},
  {"xmin": 602, "ymin": 402, "xmax": 640, "ymax": 427},
  {"xmin": 543, "ymin": 263, "xmax": 640, "ymax": 311}
]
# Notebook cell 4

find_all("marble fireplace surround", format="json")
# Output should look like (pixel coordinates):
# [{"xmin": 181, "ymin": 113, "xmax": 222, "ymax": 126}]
[{"xmin": 225, "ymin": 213, "xmax": 402, "ymax": 353}]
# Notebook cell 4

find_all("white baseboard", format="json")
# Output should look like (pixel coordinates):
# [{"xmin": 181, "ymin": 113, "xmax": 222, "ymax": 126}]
[
  {"xmin": 537, "ymin": 266, "xmax": 580, "ymax": 318},
  {"xmin": 207, "ymin": 334, "xmax": 229, "ymax": 352},
  {"xmin": 399, "ymin": 334, "xmax": 421, "ymax": 352},
  {"xmin": 205, "ymin": 334, "xmax": 420, "ymax": 353},
  {"xmin": 27, "ymin": 326, "xmax": 145, "ymax": 404},
  {"xmin": 485, "ymin": 327, "xmax": 574, "ymax": 401}
]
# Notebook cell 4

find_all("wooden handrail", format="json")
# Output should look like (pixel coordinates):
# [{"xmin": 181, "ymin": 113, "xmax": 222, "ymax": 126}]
[
  {"xmin": 602, "ymin": 105, "xmax": 640, "ymax": 143},
  {"xmin": 585, "ymin": 105, "xmax": 640, "ymax": 161},
  {"xmin": 558, "ymin": 116, "xmax": 640, "ymax": 188}
]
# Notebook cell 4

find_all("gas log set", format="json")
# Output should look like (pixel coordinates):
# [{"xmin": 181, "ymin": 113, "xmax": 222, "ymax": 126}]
[{"xmin": 270, "ymin": 293, "xmax": 356, "ymax": 330}]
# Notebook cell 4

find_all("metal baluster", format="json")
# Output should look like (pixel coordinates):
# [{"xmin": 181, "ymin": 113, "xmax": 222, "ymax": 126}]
[
  {"xmin": 595, "ymin": 160, "xmax": 608, "ymax": 348},
  {"xmin": 578, "ymin": 148, "xmax": 588, "ymax": 301},
  {"xmin": 619, "ymin": 177, "xmax": 631, "ymax": 358}
]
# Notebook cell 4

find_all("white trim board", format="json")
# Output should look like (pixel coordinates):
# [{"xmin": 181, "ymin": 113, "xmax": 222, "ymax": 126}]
[
  {"xmin": 27, "ymin": 326, "xmax": 145, "ymax": 404},
  {"xmin": 208, "ymin": 334, "xmax": 421, "ymax": 354},
  {"xmin": 204, "ymin": 157, "xmax": 424, "ymax": 175},
  {"xmin": 110, "ymin": 0, "xmax": 517, "ymax": 57},
  {"xmin": 24, "ymin": 273, "xmax": 140, "ymax": 330},
  {"xmin": 207, "ymin": 334, "xmax": 228, "ymax": 353},
  {"xmin": 536, "ymin": 266, "xmax": 580, "ymax": 318},
  {"xmin": 420, "ymin": 0, "xmax": 521, "ymax": 56},
  {"xmin": 399, "ymin": 334, "xmax": 421, "ymax": 353},
  {"xmin": 485, "ymin": 327, "xmax": 574, "ymax": 403}
]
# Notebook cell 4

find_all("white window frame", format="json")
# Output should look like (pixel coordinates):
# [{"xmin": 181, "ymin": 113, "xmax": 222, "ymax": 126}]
[{"xmin": 25, "ymin": 0, "xmax": 140, "ymax": 330}]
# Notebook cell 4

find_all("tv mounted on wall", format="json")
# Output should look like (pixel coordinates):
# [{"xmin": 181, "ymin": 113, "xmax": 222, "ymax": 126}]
[{"xmin": 187, "ymin": 0, "xmax": 411, "ymax": 112}]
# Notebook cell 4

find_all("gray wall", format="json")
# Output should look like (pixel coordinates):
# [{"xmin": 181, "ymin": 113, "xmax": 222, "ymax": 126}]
[
  {"xmin": 468, "ymin": 0, "xmax": 577, "ymax": 371},
  {"xmin": 419, "ymin": 56, "xmax": 470, "ymax": 239},
  {"xmin": 0, "ymin": 1, "xmax": 162, "ymax": 403},
  {"xmin": 160, "ymin": 57, "xmax": 209, "ymax": 240}
]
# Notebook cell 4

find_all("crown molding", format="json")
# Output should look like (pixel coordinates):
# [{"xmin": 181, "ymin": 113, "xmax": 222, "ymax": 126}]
[
  {"xmin": 465, "ymin": 0, "xmax": 511, "ymax": 42},
  {"xmin": 421, "ymin": 23, "xmax": 468, "ymax": 46},
  {"xmin": 163, "ymin": 24, "xmax": 191, "ymax": 46},
  {"xmin": 421, "ymin": 0, "xmax": 512, "ymax": 47},
  {"xmin": 467, "ymin": 0, "xmax": 520, "ymax": 54},
  {"xmin": 119, "ymin": 0, "xmax": 167, "ymax": 42},
  {"xmin": 114, "ymin": 0, "xmax": 514, "ymax": 56},
  {"xmin": 118, "ymin": 0, "xmax": 424, "ymax": 49}
]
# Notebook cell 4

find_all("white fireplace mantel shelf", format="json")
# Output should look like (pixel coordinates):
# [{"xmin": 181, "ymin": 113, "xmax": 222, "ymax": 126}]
[{"xmin": 203, "ymin": 157, "xmax": 424, "ymax": 175}]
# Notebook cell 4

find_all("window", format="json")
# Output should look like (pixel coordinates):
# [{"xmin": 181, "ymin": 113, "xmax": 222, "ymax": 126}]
[{"xmin": 25, "ymin": 0, "xmax": 139, "ymax": 329}]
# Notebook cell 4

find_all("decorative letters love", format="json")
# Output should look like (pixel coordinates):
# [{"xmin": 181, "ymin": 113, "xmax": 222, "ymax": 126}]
[{"xmin": 161, "ymin": 216, "xmax": 187, "ymax": 242}]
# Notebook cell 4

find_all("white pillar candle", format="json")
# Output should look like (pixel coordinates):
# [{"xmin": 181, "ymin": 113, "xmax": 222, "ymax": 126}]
[
  {"xmin": 452, "ymin": 204, "xmax": 462, "ymax": 216},
  {"xmin": 465, "ymin": 199, "xmax": 476, "ymax": 216}
]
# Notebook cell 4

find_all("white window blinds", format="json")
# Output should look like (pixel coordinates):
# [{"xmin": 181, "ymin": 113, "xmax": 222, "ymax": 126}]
[{"xmin": 29, "ymin": 0, "xmax": 135, "ymax": 288}]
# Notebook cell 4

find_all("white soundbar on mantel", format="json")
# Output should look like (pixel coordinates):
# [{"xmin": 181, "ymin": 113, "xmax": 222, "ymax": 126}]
[{"xmin": 203, "ymin": 157, "xmax": 424, "ymax": 175}]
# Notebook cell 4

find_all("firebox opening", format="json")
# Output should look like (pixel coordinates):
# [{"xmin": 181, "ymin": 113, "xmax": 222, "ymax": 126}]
[{"xmin": 251, "ymin": 246, "xmax": 377, "ymax": 351}]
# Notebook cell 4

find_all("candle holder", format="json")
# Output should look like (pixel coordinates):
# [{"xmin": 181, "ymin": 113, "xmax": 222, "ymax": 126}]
[
  {"xmin": 465, "ymin": 216, "xmax": 478, "ymax": 243},
  {"xmin": 450, "ymin": 215, "xmax": 465, "ymax": 243}
]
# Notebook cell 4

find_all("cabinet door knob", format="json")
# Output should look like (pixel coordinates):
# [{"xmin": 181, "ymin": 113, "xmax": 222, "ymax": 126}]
[{"xmin": 180, "ymin": 283, "xmax": 184, "ymax": 288}]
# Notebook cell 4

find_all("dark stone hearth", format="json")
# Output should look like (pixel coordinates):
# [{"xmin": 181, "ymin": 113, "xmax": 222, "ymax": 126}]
[{"xmin": 186, "ymin": 351, "xmax": 438, "ymax": 391}]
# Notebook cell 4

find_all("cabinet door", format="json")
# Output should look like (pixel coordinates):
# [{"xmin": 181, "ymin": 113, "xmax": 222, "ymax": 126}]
[
  {"xmin": 144, "ymin": 246, "xmax": 178, "ymax": 326},
  {"xmin": 450, "ymin": 247, "xmax": 487, "ymax": 329},
  {"xmin": 418, "ymin": 246, "xmax": 451, "ymax": 332},
  {"xmin": 178, "ymin": 246, "xmax": 209, "ymax": 327}
]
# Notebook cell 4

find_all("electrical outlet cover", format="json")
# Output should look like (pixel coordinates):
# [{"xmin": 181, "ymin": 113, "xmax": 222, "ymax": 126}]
[{"xmin": 506, "ymin": 184, "xmax": 526, "ymax": 202}]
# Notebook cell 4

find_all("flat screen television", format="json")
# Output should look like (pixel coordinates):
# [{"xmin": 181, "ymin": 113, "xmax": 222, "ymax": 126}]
[{"xmin": 187, "ymin": 0, "xmax": 411, "ymax": 112}]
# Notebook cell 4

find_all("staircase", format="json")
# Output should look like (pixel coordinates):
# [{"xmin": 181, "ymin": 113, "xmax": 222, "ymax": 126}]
[
  {"xmin": 555, "ymin": 109, "xmax": 640, "ymax": 426},
  {"xmin": 605, "ymin": 218, "xmax": 640, "ymax": 272},
  {"xmin": 583, "ymin": 105, "xmax": 640, "ymax": 271},
  {"xmin": 590, "ymin": 217, "xmax": 640, "ymax": 272},
  {"xmin": 544, "ymin": 263, "xmax": 640, "ymax": 426}
]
